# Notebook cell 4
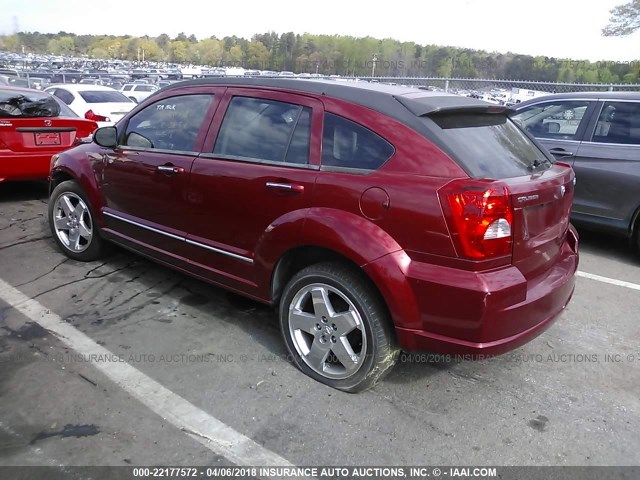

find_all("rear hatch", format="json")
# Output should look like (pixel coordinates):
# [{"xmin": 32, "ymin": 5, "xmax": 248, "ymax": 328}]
[
  {"xmin": 426, "ymin": 108, "xmax": 574, "ymax": 278},
  {"xmin": 0, "ymin": 88, "xmax": 97, "ymax": 153}
]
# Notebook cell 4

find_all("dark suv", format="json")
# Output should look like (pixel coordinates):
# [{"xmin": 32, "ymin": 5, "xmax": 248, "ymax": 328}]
[
  {"xmin": 512, "ymin": 92, "xmax": 640, "ymax": 250},
  {"xmin": 48, "ymin": 78, "xmax": 579, "ymax": 392}
]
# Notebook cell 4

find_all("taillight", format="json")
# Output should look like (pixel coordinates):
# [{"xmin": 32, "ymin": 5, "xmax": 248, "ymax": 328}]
[
  {"xmin": 439, "ymin": 180, "xmax": 513, "ymax": 260},
  {"xmin": 84, "ymin": 110, "xmax": 110, "ymax": 122}
]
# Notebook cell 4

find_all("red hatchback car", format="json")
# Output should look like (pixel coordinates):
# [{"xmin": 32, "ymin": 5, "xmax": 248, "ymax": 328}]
[
  {"xmin": 0, "ymin": 86, "xmax": 97, "ymax": 183},
  {"xmin": 48, "ymin": 78, "xmax": 579, "ymax": 392}
]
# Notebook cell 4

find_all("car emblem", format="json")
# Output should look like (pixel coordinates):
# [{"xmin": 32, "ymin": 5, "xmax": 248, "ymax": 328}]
[
  {"xmin": 44, "ymin": 119, "xmax": 52, "ymax": 127},
  {"xmin": 560, "ymin": 185, "xmax": 566, "ymax": 197}
]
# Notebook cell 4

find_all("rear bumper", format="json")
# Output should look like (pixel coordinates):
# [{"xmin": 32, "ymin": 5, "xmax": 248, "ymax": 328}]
[
  {"xmin": 0, "ymin": 153, "xmax": 52, "ymax": 182},
  {"xmin": 365, "ymin": 225, "xmax": 579, "ymax": 356}
]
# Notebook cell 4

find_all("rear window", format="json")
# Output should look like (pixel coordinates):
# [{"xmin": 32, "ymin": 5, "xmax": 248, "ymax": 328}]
[
  {"xmin": 78, "ymin": 90, "xmax": 132, "ymax": 104},
  {"xmin": 428, "ymin": 113, "xmax": 551, "ymax": 178},
  {"xmin": 0, "ymin": 89, "xmax": 61, "ymax": 117}
]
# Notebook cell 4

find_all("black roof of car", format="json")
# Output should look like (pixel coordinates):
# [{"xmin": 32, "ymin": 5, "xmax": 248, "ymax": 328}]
[{"xmin": 162, "ymin": 77, "xmax": 499, "ymax": 123}]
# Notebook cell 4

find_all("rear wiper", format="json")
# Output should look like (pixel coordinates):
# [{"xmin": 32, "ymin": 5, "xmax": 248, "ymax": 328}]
[{"xmin": 528, "ymin": 158, "xmax": 548, "ymax": 171}]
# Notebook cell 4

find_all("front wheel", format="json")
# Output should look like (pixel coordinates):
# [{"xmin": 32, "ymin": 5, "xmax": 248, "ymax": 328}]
[
  {"xmin": 279, "ymin": 262, "xmax": 399, "ymax": 393},
  {"xmin": 48, "ymin": 180, "xmax": 107, "ymax": 261}
]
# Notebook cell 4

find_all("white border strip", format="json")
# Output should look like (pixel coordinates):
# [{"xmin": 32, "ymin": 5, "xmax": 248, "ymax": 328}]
[
  {"xmin": 0, "ymin": 278, "xmax": 301, "ymax": 477},
  {"xmin": 577, "ymin": 271, "xmax": 640, "ymax": 291}
]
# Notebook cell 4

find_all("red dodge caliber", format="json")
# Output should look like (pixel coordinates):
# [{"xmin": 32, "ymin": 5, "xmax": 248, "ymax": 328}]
[{"xmin": 48, "ymin": 78, "xmax": 578, "ymax": 392}]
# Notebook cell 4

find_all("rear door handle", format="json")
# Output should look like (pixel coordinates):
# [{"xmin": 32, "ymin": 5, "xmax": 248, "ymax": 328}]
[
  {"xmin": 157, "ymin": 165, "xmax": 185, "ymax": 174},
  {"xmin": 266, "ymin": 182, "xmax": 304, "ymax": 193},
  {"xmin": 548, "ymin": 148, "xmax": 575, "ymax": 158}
]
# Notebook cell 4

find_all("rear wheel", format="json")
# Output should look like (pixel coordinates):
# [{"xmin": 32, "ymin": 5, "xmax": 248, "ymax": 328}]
[
  {"xmin": 279, "ymin": 262, "xmax": 398, "ymax": 393},
  {"xmin": 48, "ymin": 180, "xmax": 107, "ymax": 261}
]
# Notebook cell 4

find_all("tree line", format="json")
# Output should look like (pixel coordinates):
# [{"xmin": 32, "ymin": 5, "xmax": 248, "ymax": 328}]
[{"xmin": 1, "ymin": 30, "xmax": 639, "ymax": 83}]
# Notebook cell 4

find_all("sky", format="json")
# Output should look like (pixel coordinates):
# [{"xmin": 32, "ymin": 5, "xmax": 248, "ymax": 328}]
[{"xmin": 0, "ymin": 0, "xmax": 638, "ymax": 63}]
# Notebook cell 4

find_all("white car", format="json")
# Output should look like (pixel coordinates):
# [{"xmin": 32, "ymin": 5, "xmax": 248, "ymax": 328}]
[
  {"xmin": 120, "ymin": 83, "xmax": 159, "ymax": 103},
  {"xmin": 44, "ymin": 84, "xmax": 135, "ymax": 127}
]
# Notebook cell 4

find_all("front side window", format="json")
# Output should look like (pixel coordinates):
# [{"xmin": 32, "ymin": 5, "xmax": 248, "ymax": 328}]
[
  {"xmin": 591, "ymin": 101, "xmax": 640, "ymax": 145},
  {"xmin": 122, "ymin": 94, "xmax": 214, "ymax": 152},
  {"xmin": 511, "ymin": 100, "xmax": 592, "ymax": 140},
  {"xmin": 321, "ymin": 113, "xmax": 394, "ymax": 170},
  {"xmin": 213, "ymin": 96, "xmax": 311, "ymax": 164}
]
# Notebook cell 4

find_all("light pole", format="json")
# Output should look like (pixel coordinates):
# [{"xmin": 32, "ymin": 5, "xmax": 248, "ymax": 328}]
[{"xmin": 371, "ymin": 53, "xmax": 378, "ymax": 77}]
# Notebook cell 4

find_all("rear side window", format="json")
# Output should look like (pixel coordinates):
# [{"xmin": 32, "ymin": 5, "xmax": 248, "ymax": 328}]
[
  {"xmin": 0, "ymin": 89, "xmax": 61, "ymax": 117},
  {"xmin": 79, "ymin": 90, "xmax": 132, "ymax": 103},
  {"xmin": 213, "ymin": 96, "xmax": 311, "ymax": 164},
  {"xmin": 428, "ymin": 113, "xmax": 551, "ymax": 178},
  {"xmin": 122, "ymin": 94, "xmax": 214, "ymax": 152},
  {"xmin": 135, "ymin": 85, "xmax": 157, "ymax": 92},
  {"xmin": 591, "ymin": 101, "xmax": 640, "ymax": 145},
  {"xmin": 322, "ymin": 113, "xmax": 394, "ymax": 170},
  {"xmin": 122, "ymin": 85, "xmax": 133, "ymax": 91}
]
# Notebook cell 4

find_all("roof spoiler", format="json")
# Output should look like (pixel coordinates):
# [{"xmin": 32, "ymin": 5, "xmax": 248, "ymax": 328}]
[{"xmin": 394, "ymin": 94, "xmax": 515, "ymax": 117}]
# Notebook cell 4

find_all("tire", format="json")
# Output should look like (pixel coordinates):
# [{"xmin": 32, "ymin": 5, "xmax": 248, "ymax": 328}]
[
  {"xmin": 279, "ymin": 262, "xmax": 399, "ymax": 393},
  {"xmin": 48, "ymin": 180, "xmax": 107, "ymax": 262}
]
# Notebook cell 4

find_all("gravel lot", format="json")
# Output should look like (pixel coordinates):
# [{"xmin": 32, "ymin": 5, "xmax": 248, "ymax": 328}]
[{"xmin": 0, "ymin": 181, "xmax": 638, "ymax": 471}]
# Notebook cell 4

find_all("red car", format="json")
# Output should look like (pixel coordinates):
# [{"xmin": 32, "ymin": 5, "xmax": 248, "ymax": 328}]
[
  {"xmin": 48, "ymin": 78, "xmax": 579, "ymax": 392},
  {"xmin": 0, "ymin": 86, "xmax": 97, "ymax": 183}
]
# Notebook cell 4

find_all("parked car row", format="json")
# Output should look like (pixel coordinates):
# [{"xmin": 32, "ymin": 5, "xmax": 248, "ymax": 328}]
[{"xmin": 3, "ymin": 77, "xmax": 638, "ymax": 392}]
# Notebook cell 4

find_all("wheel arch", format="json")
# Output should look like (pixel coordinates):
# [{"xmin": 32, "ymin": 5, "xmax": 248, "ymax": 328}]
[
  {"xmin": 265, "ymin": 210, "xmax": 421, "ymax": 336},
  {"xmin": 49, "ymin": 161, "xmax": 106, "ymax": 228},
  {"xmin": 630, "ymin": 203, "xmax": 640, "ymax": 248},
  {"xmin": 270, "ymin": 245, "xmax": 370, "ymax": 305}
]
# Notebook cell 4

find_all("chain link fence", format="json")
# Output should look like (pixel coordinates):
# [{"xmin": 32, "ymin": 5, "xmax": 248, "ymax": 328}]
[
  {"xmin": 10, "ymin": 71, "xmax": 640, "ymax": 102},
  {"xmin": 354, "ymin": 77, "xmax": 640, "ymax": 93},
  {"xmin": 335, "ymin": 77, "xmax": 640, "ymax": 105}
]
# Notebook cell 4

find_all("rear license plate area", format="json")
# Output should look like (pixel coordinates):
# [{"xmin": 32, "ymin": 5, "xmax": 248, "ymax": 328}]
[{"xmin": 34, "ymin": 132, "xmax": 61, "ymax": 145}]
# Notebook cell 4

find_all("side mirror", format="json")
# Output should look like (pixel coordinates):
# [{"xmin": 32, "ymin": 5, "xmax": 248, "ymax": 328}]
[{"xmin": 93, "ymin": 126, "xmax": 117, "ymax": 148}]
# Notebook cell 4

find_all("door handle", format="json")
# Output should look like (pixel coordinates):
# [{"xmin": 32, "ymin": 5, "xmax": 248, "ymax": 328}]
[
  {"xmin": 548, "ymin": 148, "xmax": 575, "ymax": 157},
  {"xmin": 157, "ymin": 165, "xmax": 185, "ymax": 174},
  {"xmin": 266, "ymin": 182, "xmax": 304, "ymax": 193}
]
